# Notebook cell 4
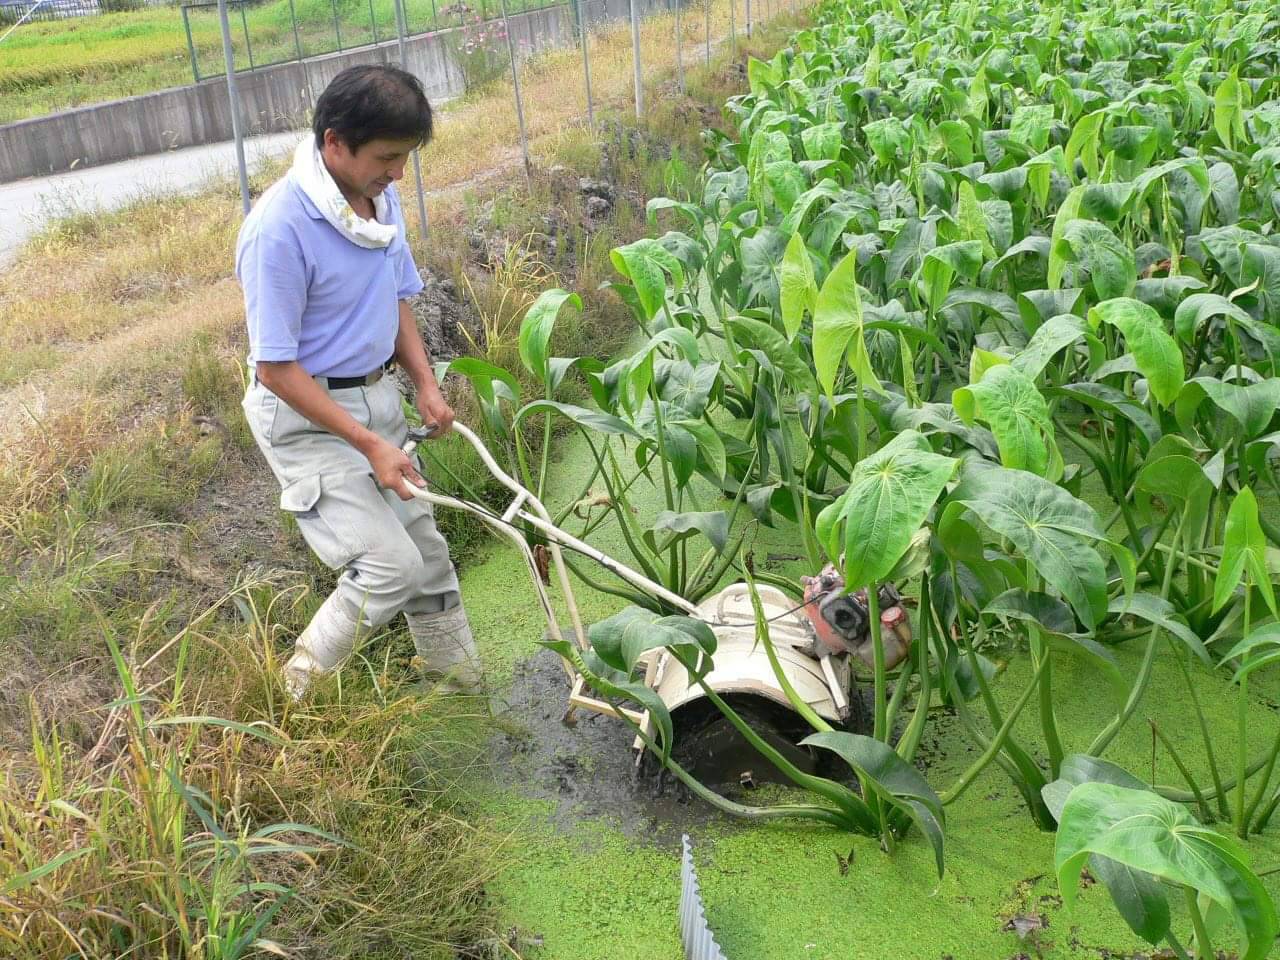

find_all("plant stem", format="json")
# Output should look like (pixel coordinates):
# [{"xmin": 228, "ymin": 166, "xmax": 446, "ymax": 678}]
[
  {"xmin": 855, "ymin": 381, "xmax": 868, "ymax": 465},
  {"xmin": 1235, "ymin": 587, "xmax": 1251, "ymax": 839},
  {"xmin": 895, "ymin": 581, "xmax": 931, "ymax": 762},
  {"xmin": 613, "ymin": 703, "xmax": 847, "ymax": 826},
  {"xmin": 667, "ymin": 647, "xmax": 876, "ymax": 831},
  {"xmin": 772, "ymin": 374, "xmax": 822, "ymax": 570},
  {"xmin": 869, "ymin": 586, "xmax": 888, "ymax": 743},
  {"xmin": 1184, "ymin": 886, "xmax": 1213, "ymax": 960},
  {"xmin": 1089, "ymin": 508, "xmax": 1184, "ymax": 756},
  {"xmin": 1245, "ymin": 713, "xmax": 1280, "ymax": 832},
  {"xmin": 1030, "ymin": 624, "xmax": 1064, "ymax": 781},
  {"xmin": 940, "ymin": 656, "xmax": 1050, "ymax": 806},
  {"xmin": 1256, "ymin": 785, "xmax": 1280, "ymax": 832},
  {"xmin": 1154, "ymin": 754, "xmax": 1275, "ymax": 804},
  {"xmin": 561, "ymin": 556, "xmax": 660, "ymax": 612},
  {"xmin": 1168, "ymin": 638, "xmax": 1230, "ymax": 817},
  {"xmin": 744, "ymin": 567, "xmax": 833, "ymax": 735},
  {"xmin": 943, "ymin": 589, "xmax": 1051, "ymax": 823},
  {"xmin": 536, "ymin": 408, "xmax": 552, "ymax": 500},
  {"xmin": 1149, "ymin": 719, "xmax": 1212, "ymax": 821},
  {"xmin": 582, "ymin": 440, "xmax": 663, "ymax": 584}
]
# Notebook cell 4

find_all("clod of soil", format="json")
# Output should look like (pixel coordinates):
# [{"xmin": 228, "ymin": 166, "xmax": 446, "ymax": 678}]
[{"xmin": 408, "ymin": 270, "xmax": 479, "ymax": 363}]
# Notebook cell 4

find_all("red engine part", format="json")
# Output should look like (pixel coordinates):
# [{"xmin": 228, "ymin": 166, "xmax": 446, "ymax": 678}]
[{"xmin": 799, "ymin": 563, "xmax": 913, "ymax": 669}]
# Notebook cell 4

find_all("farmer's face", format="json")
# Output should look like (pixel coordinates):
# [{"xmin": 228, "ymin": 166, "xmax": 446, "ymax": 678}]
[{"xmin": 322, "ymin": 131, "xmax": 418, "ymax": 202}]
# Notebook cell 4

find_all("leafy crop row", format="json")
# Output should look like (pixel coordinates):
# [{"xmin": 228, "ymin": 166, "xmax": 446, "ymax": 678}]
[{"xmin": 437, "ymin": 0, "xmax": 1280, "ymax": 954}]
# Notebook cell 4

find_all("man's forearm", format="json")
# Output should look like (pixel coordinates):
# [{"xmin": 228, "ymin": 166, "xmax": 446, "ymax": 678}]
[
  {"xmin": 256, "ymin": 361, "xmax": 381, "ymax": 456},
  {"xmin": 395, "ymin": 299, "xmax": 442, "ymax": 399}
]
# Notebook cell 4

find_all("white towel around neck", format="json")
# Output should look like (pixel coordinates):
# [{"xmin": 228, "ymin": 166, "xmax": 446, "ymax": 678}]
[{"xmin": 291, "ymin": 138, "xmax": 398, "ymax": 250}]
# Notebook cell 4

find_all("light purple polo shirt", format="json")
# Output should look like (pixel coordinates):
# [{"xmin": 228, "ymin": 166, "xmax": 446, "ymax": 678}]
[{"xmin": 235, "ymin": 172, "xmax": 424, "ymax": 378}]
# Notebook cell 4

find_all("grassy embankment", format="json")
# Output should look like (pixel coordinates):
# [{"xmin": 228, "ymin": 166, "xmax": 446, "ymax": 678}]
[{"xmin": 0, "ymin": 5, "xmax": 797, "ymax": 956}]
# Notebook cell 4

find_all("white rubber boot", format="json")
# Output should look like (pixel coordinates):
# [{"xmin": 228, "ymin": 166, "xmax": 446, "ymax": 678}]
[
  {"xmin": 405, "ymin": 603, "xmax": 484, "ymax": 693},
  {"xmin": 283, "ymin": 594, "xmax": 366, "ymax": 700}
]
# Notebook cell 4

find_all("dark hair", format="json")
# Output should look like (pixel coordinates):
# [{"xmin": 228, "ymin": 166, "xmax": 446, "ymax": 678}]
[{"xmin": 312, "ymin": 64, "xmax": 433, "ymax": 152}]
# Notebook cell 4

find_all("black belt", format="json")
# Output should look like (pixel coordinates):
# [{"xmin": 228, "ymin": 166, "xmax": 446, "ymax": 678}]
[{"xmin": 322, "ymin": 358, "xmax": 395, "ymax": 390}]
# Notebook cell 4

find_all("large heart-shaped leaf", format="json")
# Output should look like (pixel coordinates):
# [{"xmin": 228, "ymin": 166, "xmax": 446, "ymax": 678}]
[
  {"xmin": 647, "ymin": 510, "xmax": 730, "ymax": 555},
  {"xmin": 1173, "ymin": 293, "xmax": 1253, "ymax": 344},
  {"xmin": 779, "ymin": 232, "xmax": 818, "ymax": 340},
  {"xmin": 801, "ymin": 121, "xmax": 845, "ymax": 163},
  {"xmin": 610, "ymin": 238, "xmax": 683, "ymax": 322},
  {"xmin": 1042, "ymin": 758, "xmax": 1171, "ymax": 944},
  {"xmin": 1218, "ymin": 623, "xmax": 1280, "ymax": 684},
  {"xmin": 815, "ymin": 430, "xmax": 957, "ymax": 589},
  {"xmin": 656, "ymin": 359, "xmax": 720, "ymax": 418},
  {"xmin": 921, "ymin": 240, "xmax": 984, "ymax": 310},
  {"xmin": 587, "ymin": 606, "xmax": 717, "ymax": 676},
  {"xmin": 958, "ymin": 464, "xmax": 1108, "ymax": 629},
  {"xmin": 1240, "ymin": 244, "xmax": 1280, "ymax": 323},
  {"xmin": 886, "ymin": 218, "xmax": 939, "ymax": 286},
  {"xmin": 813, "ymin": 249, "xmax": 884, "ymax": 398},
  {"xmin": 739, "ymin": 226, "xmax": 789, "ymax": 309},
  {"xmin": 1213, "ymin": 67, "xmax": 1247, "ymax": 151},
  {"xmin": 513, "ymin": 400, "xmax": 640, "ymax": 438},
  {"xmin": 954, "ymin": 365, "xmax": 1055, "ymax": 474},
  {"xmin": 671, "ymin": 418, "xmax": 726, "ymax": 483},
  {"xmin": 983, "ymin": 589, "xmax": 1124, "ymax": 694},
  {"xmin": 1087, "ymin": 299, "xmax": 1184, "ymax": 408},
  {"xmin": 1056, "ymin": 783, "xmax": 1278, "ymax": 960},
  {"xmin": 801, "ymin": 731, "xmax": 946, "ymax": 878},
  {"xmin": 519, "ymin": 289, "xmax": 581, "ymax": 384},
  {"xmin": 1176, "ymin": 377, "xmax": 1280, "ymax": 440},
  {"xmin": 1108, "ymin": 593, "xmax": 1210, "ymax": 664},
  {"xmin": 1213, "ymin": 487, "xmax": 1278, "ymax": 616},
  {"xmin": 1013, "ymin": 313, "xmax": 1094, "ymax": 380},
  {"xmin": 1056, "ymin": 221, "xmax": 1136, "ymax": 300},
  {"xmin": 728, "ymin": 315, "xmax": 819, "ymax": 397}
]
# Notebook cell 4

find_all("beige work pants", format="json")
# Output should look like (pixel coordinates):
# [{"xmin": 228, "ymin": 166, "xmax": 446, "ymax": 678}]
[{"xmin": 242, "ymin": 374, "xmax": 460, "ymax": 628}]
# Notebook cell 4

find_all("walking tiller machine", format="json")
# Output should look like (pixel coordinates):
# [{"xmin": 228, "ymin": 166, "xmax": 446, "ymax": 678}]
[{"xmin": 401, "ymin": 423, "xmax": 913, "ymax": 765}]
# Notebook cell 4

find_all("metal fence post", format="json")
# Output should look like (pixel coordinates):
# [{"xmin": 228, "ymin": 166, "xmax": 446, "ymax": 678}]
[
  {"xmin": 745, "ymin": 0, "xmax": 750, "ymax": 38},
  {"xmin": 393, "ymin": 0, "xmax": 431, "ymax": 239},
  {"xmin": 674, "ymin": 0, "xmax": 683, "ymax": 94},
  {"xmin": 628, "ymin": 0, "xmax": 642, "ymax": 119},
  {"xmin": 240, "ymin": 2, "xmax": 255, "ymax": 70},
  {"xmin": 331, "ymin": 0, "xmax": 344, "ymax": 50},
  {"xmin": 703, "ymin": 0, "xmax": 709, "ymax": 64},
  {"xmin": 498, "ymin": 0, "xmax": 532, "ymax": 179},
  {"xmin": 288, "ymin": 0, "xmax": 305, "ymax": 60},
  {"xmin": 369, "ymin": 0, "xmax": 378, "ymax": 43},
  {"xmin": 217, "ymin": 0, "xmax": 251, "ymax": 216},
  {"xmin": 577, "ymin": 0, "xmax": 594, "ymax": 128},
  {"xmin": 183, "ymin": 7, "xmax": 200, "ymax": 83},
  {"xmin": 728, "ymin": 0, "xmax": 736, "ymax": 51}
]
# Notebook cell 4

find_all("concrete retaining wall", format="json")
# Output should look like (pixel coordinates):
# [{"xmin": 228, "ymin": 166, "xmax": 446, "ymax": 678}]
[{"xmin": 0, "ymin": 0, "xmax": 678, "ymax": 183}]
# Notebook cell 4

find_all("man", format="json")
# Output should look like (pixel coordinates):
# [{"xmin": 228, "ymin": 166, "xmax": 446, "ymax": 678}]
[{"xmin": 236, "ymin": 64, "xmax": 482, "ymax": 699}]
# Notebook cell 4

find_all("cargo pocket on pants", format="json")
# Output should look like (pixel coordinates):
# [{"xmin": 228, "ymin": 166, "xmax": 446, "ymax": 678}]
[{"xmin": 280, "ymin": 474, "xmax": 366, "ymax": 570}]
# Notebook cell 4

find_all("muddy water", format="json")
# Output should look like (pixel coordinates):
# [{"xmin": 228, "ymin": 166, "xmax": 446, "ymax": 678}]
[
  {"xmin": 489, "ymin": 647, "xmax": 720, "ymax": 847},
  {"xmin": 488, "ymin": 641, "xmax": 874, "ymax": 848}
]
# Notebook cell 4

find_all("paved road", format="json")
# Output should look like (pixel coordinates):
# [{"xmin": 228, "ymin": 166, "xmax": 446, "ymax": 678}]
[{"xmin": 0, "ymin": 129, "xmax": 305, "ymax": 265}]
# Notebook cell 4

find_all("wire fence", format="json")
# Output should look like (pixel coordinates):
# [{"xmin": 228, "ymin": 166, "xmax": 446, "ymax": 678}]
[
  {"xmin": 181, "ymin": 0, "xmax": 564, "ymax": 81},
  {"xmin": 0, "ymin": 0, "xmax": 171, "ymax": 25},
  {"xmin": 210, "ymin": 0, "xmax": 803, "ymax": 223}
]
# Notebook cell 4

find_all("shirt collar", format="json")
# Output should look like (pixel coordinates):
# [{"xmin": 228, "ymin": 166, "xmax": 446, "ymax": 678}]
[{"xmin": 290, "ymin": 175, "xmax": 327, "ymax": 221}]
